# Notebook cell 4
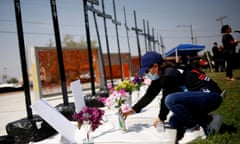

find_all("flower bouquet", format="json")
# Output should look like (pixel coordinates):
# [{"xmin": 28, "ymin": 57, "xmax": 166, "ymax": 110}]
[
  {"xmin": 114, "ymin": 79, "xmax": 135, "ymax": 94},
  {"xmin": 98, "ymin": 79, "xmax": 136, "ymax": 131},
  {"xmin": 72, "ymin": 107, "xmax": 105, "ymax": 144}
]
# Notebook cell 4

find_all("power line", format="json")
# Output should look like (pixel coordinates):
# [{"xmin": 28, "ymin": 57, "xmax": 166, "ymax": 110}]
[{"xmin": 0, "ymin": 19, "xmax": 83, "ymax": 27}]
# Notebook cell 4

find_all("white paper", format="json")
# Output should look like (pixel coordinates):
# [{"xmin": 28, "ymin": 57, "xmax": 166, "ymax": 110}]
[
  {"xmin": 70, "ymin": 79, "xmax": 86, "ymax": 113},
  {"xmin": 31, "ymin": 99, "xmax": 77, "ymax": 143}
]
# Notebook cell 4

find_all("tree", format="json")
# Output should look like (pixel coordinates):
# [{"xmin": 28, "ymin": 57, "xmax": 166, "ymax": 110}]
[
  {"xmin": 7, "ymin": 77, "xmax": 18, "ymax": 84},
  {"xmin": 62, "ymin": 34, "xmax": 79, "ymax": 47},
  {"xmin": 46, "ymin": 34, "xmax": 97, "ymax": 48}
]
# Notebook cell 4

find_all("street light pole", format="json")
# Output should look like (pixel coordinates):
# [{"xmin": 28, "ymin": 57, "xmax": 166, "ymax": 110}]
[
  {"xmin": 177, "ymin": 24, "xmax": 194, "ymax": 44},
  {"xmin": 3, "ymin": 67, "xmax": 7, "ymax": 83},
  {"xmin": 216, "ymin": 16, "xmax": 227, "ymax": 27}
]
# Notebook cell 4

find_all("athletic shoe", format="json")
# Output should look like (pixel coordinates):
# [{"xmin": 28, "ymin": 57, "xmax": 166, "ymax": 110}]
[{"xmin": 186, "ymin": 124, "xmax": 200, "ymax": 132}]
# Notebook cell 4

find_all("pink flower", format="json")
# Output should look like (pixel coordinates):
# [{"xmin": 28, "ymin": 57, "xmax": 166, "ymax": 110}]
[
  {"xmin": 99, "ymin": 80, "xmax": 134, "ymax": 109},
  {"xmin": 118, "ymin": 89, "xmax": 126, "ymax": 95},
  {"xmin": 120, "ymin": 103, "xmax": 131, "ymax": 113},
  {"xmin": 111, "ymin": 91, "xmax": 119, "ymax": 98},
  {"xmin": 104, "ymin": 97, "xmax": 114, "ymax": 108},
  {"xmin": 98, "ymin": 97, "xmax": 107, "ymax": 104},
  {"xmin": 118, "ymin": 89, "xmax": 130, "ymax": 97},
  {"xmin": 108, "ymin": 84, "xmax": 115, "ymax": 93},
  {"xmin": 143, "ymin": 76, "xmax": 152, "ymax": 85}
]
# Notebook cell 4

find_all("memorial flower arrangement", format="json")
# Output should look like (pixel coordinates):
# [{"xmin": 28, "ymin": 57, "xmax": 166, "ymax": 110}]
[
  {"xmin": 99, "ymin": 79, "xmax": 135, "ymax": 111},
  {"xmin": 98, "ymin": 79, "xmax": 136, "ymax": 131},
  {"xmin": 98, "ymin": 78, "xmax": 145, "ymax": 111},
  {"xmin": 114, "ymin": 79, "xmax": 135, "ymax": 94},
  {"xmin": 72, "ymin": 107, "xmax": 105, "ymax": 131}
]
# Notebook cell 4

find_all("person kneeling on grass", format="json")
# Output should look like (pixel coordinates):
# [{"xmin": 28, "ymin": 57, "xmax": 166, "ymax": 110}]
[{"xmin": 122, "ymin": 51, "xmax": 223, "ymax": 142}]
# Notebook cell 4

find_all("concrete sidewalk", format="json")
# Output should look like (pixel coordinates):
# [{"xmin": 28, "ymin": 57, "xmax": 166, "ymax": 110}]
[{"xmin": 0, "ymin": 90, "xmax": 77, "ymax": 136}]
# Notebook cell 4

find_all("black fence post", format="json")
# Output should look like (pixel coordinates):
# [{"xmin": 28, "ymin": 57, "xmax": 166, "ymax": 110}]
[
  {"xmin": 112, "ymin": 0, "xmax": 123, "ymax": 80},
  {"xmin": 83, "ymin": 0, "xmax": 96, "ymax": 96},
  {"xmin": 123, "ymin": 6, "xmax": 133, "ymax": 76},
  {"xmin": 98, "ymin": 0, "xmax": 114, "ymax": 86},
  {"xmin": 50, "ymin": 0, "xmax": 69, "ymax": 105},
  {"xmin": 132, "ymin": 10, "xmax": 142, "ymax": 67},
  {"xmin": 14, "ymin": 0, "xmax": 32, "ymax": 119}
]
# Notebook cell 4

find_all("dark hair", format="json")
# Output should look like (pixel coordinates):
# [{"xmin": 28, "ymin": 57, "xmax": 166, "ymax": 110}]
[
  {"xmin": 221, "ymin": 25, "xmax": 230, "ymax": 34},
  {"xmin": 159, "ymin": 60, "xmax": 174, "ymax": 70}
]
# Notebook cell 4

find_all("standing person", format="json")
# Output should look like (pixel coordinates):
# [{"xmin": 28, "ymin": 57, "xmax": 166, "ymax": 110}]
[
  {"xmin": 212, "ymin": 42, "xmax": 220, "ymax": 72},
  {"xmin": 221, "ymin": 25, "xmax": 240, "ymax": 80},
  {"xmin": 122, "ymin": 51, "xmax": 223, "ymax": 143},
  {"xmin": 218, "ymin": 45, "xmax": 226, "ymax": 72},
  {"xmin": 179, "ymin": 54, "xmax": 188, "ymax": 66}
]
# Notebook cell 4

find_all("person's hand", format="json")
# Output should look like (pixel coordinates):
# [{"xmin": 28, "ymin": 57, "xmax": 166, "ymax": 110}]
[
  {"xmin": 153, "ymin": 117, "xmax": 164, "ymax": 128},
  {"xmin": 122, "ymin": 108, "xmax": 135, "ymax": 120}
]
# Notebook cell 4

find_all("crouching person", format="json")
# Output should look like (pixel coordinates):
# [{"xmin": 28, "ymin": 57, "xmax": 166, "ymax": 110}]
[{"xmin": 122, "ymin": 51, "xmax": 223, "ymax": 143}]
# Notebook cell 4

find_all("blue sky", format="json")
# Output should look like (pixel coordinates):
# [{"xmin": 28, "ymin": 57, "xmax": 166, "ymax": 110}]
[{"xmin": 0, "ymin": 0, "xmax": 240, "ymax": 80}]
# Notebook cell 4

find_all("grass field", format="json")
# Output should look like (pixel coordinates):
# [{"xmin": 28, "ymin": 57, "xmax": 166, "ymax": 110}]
[{"xmin": 190, "ymin": 69, "xmax": 240, "ymax": 144}]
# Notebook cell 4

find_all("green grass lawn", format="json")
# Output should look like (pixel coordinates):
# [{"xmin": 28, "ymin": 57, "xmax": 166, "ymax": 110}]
[{"xmin": 190, "ymin": 69, "xmax": 240, "ymax": 144}]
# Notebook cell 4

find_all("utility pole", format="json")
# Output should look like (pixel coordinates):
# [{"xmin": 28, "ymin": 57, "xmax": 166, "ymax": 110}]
[
  {"xmin": 216, "ymin": 16, "xmax": 227, "ymax": 27},
  {"xmin": 177, "ymin": 24, "xmax": 194, "ymax": 44}
]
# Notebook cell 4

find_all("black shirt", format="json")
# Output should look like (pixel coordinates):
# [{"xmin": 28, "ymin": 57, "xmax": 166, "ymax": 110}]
[
  {"xmin": 132, "ymin": 66, "xmax": 222, "ymax": 121},
  {"xmin": 222, "ymin": 34, "xmax": 236, "ymax": 54},
  {"xmin": 212, "ymin": 46, "xmax": 219, "ymax": 59}
]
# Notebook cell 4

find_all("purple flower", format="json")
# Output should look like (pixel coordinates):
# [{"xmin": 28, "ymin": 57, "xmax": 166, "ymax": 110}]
[
  {"xmin": 132, "ymin": 75, "xmax": 144, "ymax": 90},
  {"xmin": 72, "ymin": 107, "xmax": 105, "ymax": 131}
]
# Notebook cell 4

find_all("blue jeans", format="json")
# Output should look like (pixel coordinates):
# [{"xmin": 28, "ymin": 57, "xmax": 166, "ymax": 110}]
[{"xmin": 165, "ymin": 91, "xmax": 222, "ymax": 129}]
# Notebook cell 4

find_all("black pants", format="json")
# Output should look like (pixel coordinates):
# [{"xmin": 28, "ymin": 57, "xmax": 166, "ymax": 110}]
[{"xmin": 225, "ymin": 53, "xmax": 234, "ymax": 78}]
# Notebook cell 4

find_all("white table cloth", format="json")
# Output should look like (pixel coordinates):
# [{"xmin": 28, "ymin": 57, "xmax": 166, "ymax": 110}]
[
  {"xmin": 30, "ymin": 93, "xmax": 177, "ymax": 144},
  {"xmin": 31, "ymin": 112, "xmax": 176, "ymax": 144}
]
